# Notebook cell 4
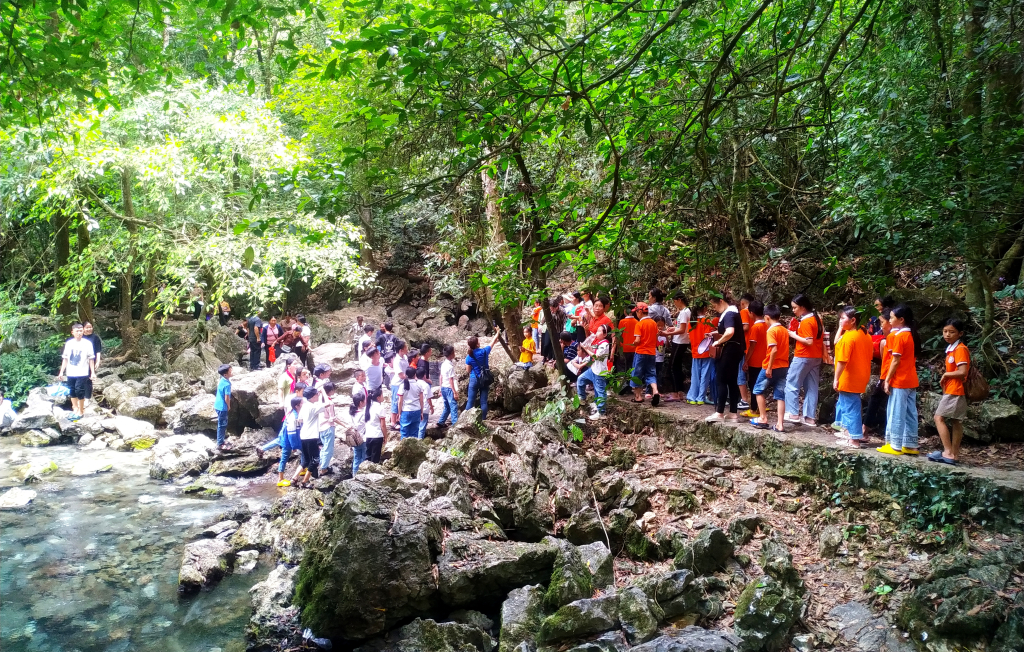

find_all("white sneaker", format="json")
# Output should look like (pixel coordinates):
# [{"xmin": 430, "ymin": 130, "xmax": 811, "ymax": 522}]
[
  {"xmin": 705, "ymin": 413, "xmax": 725, "ymax": 423},
  {"xmin": 803, "ymin": 417, "xmax": 817, "ymax": 426},
  {"xmin": 784, "ymin": 414, "xmax": 802, "ymax": 424},
  {"xmin": 589, "ymin": 413, "xmax": 606, "ymax": 421}
]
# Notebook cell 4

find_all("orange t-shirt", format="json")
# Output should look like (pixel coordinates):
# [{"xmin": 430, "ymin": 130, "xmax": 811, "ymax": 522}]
[
  {"xmin": 689, "ymin": 317, "xmax": 715, "ymax": 359},
  {"xmin": 889, "ymin": 329, "xmax": 919, "ymax": 389},
  {"xmin": 746, "ymin": 320, "xmax": 768, "ymax": 369},
  {"xmin": 740, "ymin": 309, "xmax": 751, "ymax": 330},
  {"xmin": 879, "ymin": 336, "xmax": 893, "ymax": 378},
  {"xmin": 942, "ymin": 342, "xmax": 970, "ymax": 396},
  {"xmin": 531, "ymin": 306, "xmax": 542, "ymax": 329},
  {"xmin": 835, "ymin": 328, "xmax": 873, "ymax": 394},
  {"xmin": 619, "ymin": 317, "xmax": 638, "ymax": 353},
  {"xmin": 794, "ymin": 315, "xmax": 823, "ymax": 359},
  {"xmin": 764, "ymin": 324, "xmax": 790, "ymax": 369},
  {"xmin": 635, "ymin": 317, "xmax": 659, "ymax": 355}
]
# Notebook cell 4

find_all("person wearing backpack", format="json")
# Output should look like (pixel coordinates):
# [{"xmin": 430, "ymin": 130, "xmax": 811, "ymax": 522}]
[
  {"xmin": 928, "ymin": 318, "xmax": 972, "ymax": 465},
  {"xmin": 466, "ymin": 330, "xmax": 503, "ymax": 420}
]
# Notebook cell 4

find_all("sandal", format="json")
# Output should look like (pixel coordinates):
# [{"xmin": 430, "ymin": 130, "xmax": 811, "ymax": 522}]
[
  {"xmin": 770, "ymin": 425, "xmax": 785, "ymax": 433},
  {"xmin": 631, "ymin": 398, "xmax": 645, "ymax": 404},
  {"xmin": 751, "ymin": 422, "xmax": 770, "ymax": 430},
  {"xmin": 651, "ymin": 394, "xmax": 661, "ymax": 407}
]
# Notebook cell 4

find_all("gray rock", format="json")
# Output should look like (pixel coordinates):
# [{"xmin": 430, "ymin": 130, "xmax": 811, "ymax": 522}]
[
  {"xmin": 178, "ymin": 538, "xmax": 235, "ymax": 593},
  {"xmin": 501, "ymin": 366, "xmax": 548, "ymax": 413},
  {"xmin": 818, "ymin": 526, "xmax": 843, "ymax": 559},
  {"xmin": 499, "ymin": 585, "xmax": 546, "ymax": 652},
  {"xmin": 165, "ymin": 393, "xmax": 219, "ymax": 433},
  {"xmin": 447, "ymin": 609, "xmax": 494, "ymax": 633},
  {"xmin": 673, "ymin": 527, "xmax": 734, "ymax": 575},
  {"xmin": 108, "ymin": 415, "xmax": 156, "ymax": 441},
  {"xmin": 0, "ymin": 487, "xmax": 37, "ymax": 509},
  {"xmin": 13, "ymin": 459, "xmax": 58, "ymax": 482},
  {"xmin": 208, "ymin": 453, "xmax": 276, "ymax": 478},
  {"xmin": 791, "ymin": 633, "xmax": 815, "ymax": 652},
  {"xmin": 118, "ymin": 396, "xmax": 165, "ymax": 424},
  {"xmin": 230, "ymin": 367, "xmax": 280, "ymax": 422},
  {"xmin": 978, "ymin": 399, "xmax": 1024, "ymax": 442},
  {"xmin": 578, "ymin": 541, "xmax": 614, "ymax": 588},
  {"xmin": 148, "ymin": 434, "xmax": 217, "ymax": 479},
  {"xmin": 538, "ymin": 594, "xmax": 620, "ymax": 644},
  {"xmin": 10, "ymin": 401, "xmax": 57, "ymax": 432},
  {"xmin": 437, "ymin": 533, "xmax": 557, "ymax": 607},
  {"xmin": 102, "ymin": 382, "xmax": 139, "ymax": 411},
  {"xmin": 619, "ymin": 586, "xmax": 658, "ymax": 644},
  {"xmin": 201, "ymin": 520, "xmax": 240, "ymax": 538},
  {"xmin": 728, "ymin": 514, "xmax": 764, "ymax": 546},
  {"xmin": 171, "ymin": 348, "xmax": 217, "ymax": 382},
  {"xmin": 830, "ymin": 602, "xmax": 913, "ymax": 652},
  {"xmin": 631, "ymin": 627, "xmax": 742, "ymax": 652},
  {"xmin": 385, "ymin": 437, "xmax": 430, "ymax": 476},
  {"xmin": 20, "ymin": 428, "xmax": 60, "ymax": 447},
  {"xmin": 544, "ymin": 538, "xmax": 594, "ymax": 610},
  {"xmin": 236, "ymin": 549, "xmax": 259, "ymax": 574},
  {"xmin": 70, "ymin": 460, "xmax": 113, "ymax": 476},
  {"xmin": 734, "ymin": 576, "xmax": 804, "ymax": 651},
  {"xmin": 354, "ymin": 617, "xmax": 496, "ymax": 652},
  {"xmin": 564, "ymin": 507, "xmax": 606, "ymax": 546},
  {"xmin": 246, "ymin": 564, "xmax": 302, "ymax": 650}
]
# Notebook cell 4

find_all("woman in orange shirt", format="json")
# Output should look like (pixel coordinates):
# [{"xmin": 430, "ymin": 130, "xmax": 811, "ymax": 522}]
[
  {"xmin": 878, "ymin": 304, "xmax": 921, "ymax": 455},
  {"xmin": 685, "ymin": 300, "xmax": 715, "ymax": 405},
  {"xmin": 832, "ymin": 306, "xmax": 873, "ymax": 448},
  {"xmin": 784, "ymin": 294, "xmax": 825, "ymax": 426},
  {"xmin": 928, "ymin": 318, "xmax": 970, "ymax": 465}
]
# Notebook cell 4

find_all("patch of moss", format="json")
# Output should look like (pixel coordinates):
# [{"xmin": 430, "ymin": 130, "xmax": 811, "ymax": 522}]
[
  {"xmin": 609, "ymin": 447, "xmax": 637, "ymax": 470},
  {"xmin": 666, "ymin": 491, "xmax": 698, "ymax": 515},
  {"xmin": 735, "ymin": 581, "xmax": 757, "ymax": 615},
  {"xmin": 131, "ymin": 436, "xmax": 157, "ymax": 450}
]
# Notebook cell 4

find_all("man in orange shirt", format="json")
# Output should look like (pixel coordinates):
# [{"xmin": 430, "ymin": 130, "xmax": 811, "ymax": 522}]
[
  {"xmin": 743, "ymin": 300, "xmax": 767, "ymax": 418},
  {"xmin": 832, "ymin": 306, "xmax": 873, "ymax": 447},
  {"xmin": 615, "ymin": 304, "xmax": 638, "ymax": 395},
  {"xmin": 630, "ymin": 302, "xmax": 661, "ymax": 406},
  {"xmin": 750, "ymin": 304, "xmax": 790, "ymax": 432}
]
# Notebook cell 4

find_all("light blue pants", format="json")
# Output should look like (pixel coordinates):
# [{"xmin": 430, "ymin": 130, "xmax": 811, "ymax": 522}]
[
  {"xmin": 352, "ymin": 441, "xmax": 367, "ymax": 475},
  {"xmin": 216, "ymin": 409, "xmax": 229, "ymax": 446},
  {"xmin": 318, "ymin": 426, "xmax": 335, "ymax": 470},
  {"xmin": 467, "ymin": 374, "xmax": 489, "ymax": 419},
  {"xmin": 438, "ymin": 387, "xmax": 459, "ymax": 426},
  {"xmin": 532, "ymin": 328, "xmax": 540, "ymax": 349},
  {"xmin": 576, "ymin": 368, "xmax": 608, "ymax": 414},
  {"xmin": 837, "ymin": 392, "xmax": 863, "ymax": 439},
  {"xmin": 400, "ymin": 410, "xmax": 422, "ymax": 439},
  {"xmin": 785, "ymin": 357, "xmax": 821, "ymax": 420},
  {"xmin": 418, "ymin": 405, "xmax": 430, "ymax": 438},
  {"xmin": 885, "ymin": 388, "xmax": 918, "ymax": 450},
  {"xmin": 390, "ymin": 384, "xmax": 401, "ymax": 416},
  {"xmin": 687, "ymin": 358, "xmax": 714, "ymax": 403}
]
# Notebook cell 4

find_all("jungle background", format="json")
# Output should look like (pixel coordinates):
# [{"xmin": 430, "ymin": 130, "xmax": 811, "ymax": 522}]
[{"xmin": 1, "ymin": 0, "xmax": 1023, "ymax": 406}]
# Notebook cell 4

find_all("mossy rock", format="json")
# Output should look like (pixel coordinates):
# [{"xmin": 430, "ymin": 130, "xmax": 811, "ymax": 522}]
[
  {"xmin": 673, "ymin": 527, "xmax": 733, "ymax": 575},
  {"xmin": 182, "ymin": 483, "xmax": 224, "ymax": 498},
  {"xmin": 498, "ymin": 584, "xmax": 545, "ymax": 652},
  {"xmin": 609, "ymin": 447, "xmax": 637, "ymax": 470},
  {"xmin": 618, "ymin": 586, "xmax": 658, "ymax": 644},
  {"xmin": 538, "ymin": 594, "xmax": 620, "ymax": 645},
  {"xmin": 733, "ymin": 576, "xmax": 804, "ymax": 652},
  {"xmin": 544, "ymin": 541, "xmax": 593, "ymax": 610},
  {"xmin": 130, "ymin": 435, "xmax": 158, "ymax": 450}
]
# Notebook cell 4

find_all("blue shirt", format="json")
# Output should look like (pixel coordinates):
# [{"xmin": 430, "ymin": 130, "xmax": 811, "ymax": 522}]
[
  {"xmin": 214, "ymin": 377, "xmax": 231, "ymax": 412},
  {"xmin": 465, "ymin": 346, "xmax": 492, "ymax": 377}
]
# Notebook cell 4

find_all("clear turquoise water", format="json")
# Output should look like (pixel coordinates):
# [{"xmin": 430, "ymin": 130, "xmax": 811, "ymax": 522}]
[{"xmin": 0, "ymin": 438, "xmax": 274, "ymax": 652}]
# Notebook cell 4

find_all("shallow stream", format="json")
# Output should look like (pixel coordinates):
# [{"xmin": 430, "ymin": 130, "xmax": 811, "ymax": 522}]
[{"xmin": 0, "ymin": 438, "xmax": 278, "ymax": 652}]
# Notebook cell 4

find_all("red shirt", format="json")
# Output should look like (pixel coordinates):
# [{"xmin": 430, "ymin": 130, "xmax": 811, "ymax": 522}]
[
  {"xmin": 619, "ymin": 317, "xmax": 638, "ymax": 353},
  {"xmin": 587, "ymin": 314, "xmax": 613, "ymax": 338}
]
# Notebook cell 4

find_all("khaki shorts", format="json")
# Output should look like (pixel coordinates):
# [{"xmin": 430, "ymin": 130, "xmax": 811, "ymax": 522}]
[{"xmin": 934, "ymin": 393, "xmax": 968, "ymax": 420}]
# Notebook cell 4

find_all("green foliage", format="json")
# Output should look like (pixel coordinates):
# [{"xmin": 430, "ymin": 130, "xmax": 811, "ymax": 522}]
[{"xmin": 0, "ymin": 340, "xmax": 62, "ymax": 408}]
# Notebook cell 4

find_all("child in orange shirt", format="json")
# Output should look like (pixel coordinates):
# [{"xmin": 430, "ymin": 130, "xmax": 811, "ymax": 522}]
[
  {"xmin": 863, "ymin": 309, "xmax": 893, "ymax": 436},
  {"xmin": 928, "ymin": 318, "xmax": 970, "ymax": 465},
  {"xmin": 785, "ymin": 294, "xmax": 825, "ymax": 426},
  {"xmin": 750, "ymin": 304, "xmax": 790, "ymax": 432},
  {"xmin": 686, "ymin": 300, "xmax": 715, "ymax": 405},
  {"xmin": 878, "ymin": 304, "xmax": 921, "ymax": 455},
  {"xmin": 832, "ymin": 306, "xmax": 873, "ymax": 448},
  {"xmin": 742, "ymin": 300, "xmax": 767, "ymax": 418},
  {"xmin": 630, "ymin": 303, "xmax": 662, "ymax": 406},
  {"xmin": 737, "ymin": 293, "xmax": 755, "ymax": 410}
]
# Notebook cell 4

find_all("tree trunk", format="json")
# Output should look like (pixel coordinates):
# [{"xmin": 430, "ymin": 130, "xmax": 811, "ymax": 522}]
[
  {"xmin": 728, "ymin": 138, "xmax": 755, "ymax": 292},
  {"xmin": 54, "ymin": 209, "xmax": 72, "ymax": 317},
  {"xmin": 118, "ymin": 168, "xmax": 141, "ymax": 358},
  {"xmin": 142, "ymin": 255, "xmax": 158, "ymax": 334},
  {"xmin": 962, "ymin": 0, "xmax": 990, "ymax": 310},
  {"xmin": 76, "ymin": 219, "xmax": 94, "ymax": 324}
]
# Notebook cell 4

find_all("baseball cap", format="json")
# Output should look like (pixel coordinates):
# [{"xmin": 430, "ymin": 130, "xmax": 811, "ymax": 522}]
[{"xmin": 635, "ymin": 302, "xmax": 649, "ymax": 312}]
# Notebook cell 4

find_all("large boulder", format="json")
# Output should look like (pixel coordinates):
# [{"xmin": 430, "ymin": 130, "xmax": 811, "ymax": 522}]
[
  {"xmin": 149, "ymin": 434, "xmax": 217, "ymax": 479},
  {"xmin": 178, "ymin": 538, "xmax": 235, "ymax": 593},
  {"xmin": 309, "ymin": 342, "xmax": 358, "ymax": 382},
  {"xmin": 102, "ymin": 382, "xmax": 139, "ymax": 411},
  {"xmin": 538, "ymin": 594, "xmax": 620, "ymax": 645},
  {"xmin": 171, "ymin": 348, "xmax": 217, "ymax": 382},
  {"xmin": 231, "ymin": 367, "xmax": 280, "ymax": 423},
  {"xmin": 978, "ymin": 399, "xmax": 1024, "ymax": 443},
  {"xmin": 10, "ymin": 401, "xmax": 57, "ymax": 432},
  {"xmin": 20, "ymin": 427, "xmax": 62, "ymax": 447},
  {"xmin": 118, "ymin": 396, "xmax": 165, "ymax": 424},
  {"xmin": 498, "ymin": 585, "xmax": 546, "ymax": 652},
  {"xmin": 632, "ymin": 628, "xmax": 742, "ymax": 652},
  {"xmin": 148, "ymin": 372, "xmax": 190, "ymax": 406},
  {"xmin": 619, "ymin": 586, "xmax": 659, "ymax": 644},
  {"xmin": 544, "ymin": 539, "xmax": 594, "ymax": 610},
  {"xmin": 107, "ymin": 415, "xmax": 156, "ymax": 445},
  {"xmin": 733, "ymin": 538, "xmax": 805, "ymax": 652},
  {"xmin": 247, "ymin": 564, "xmax": 302, "ymax": 651},
  {"xmin": 673, "ymin": 527, "xmax": 734, "ymax": 575},
  {"xmin": 501, "ymin": 365, "xmax": 549, "ymax": 413},
  {"xmin": 208, "ymin": 325, "xmax": 244, "ymax": 363},
  {"xmin": 354, "ymin": 618, "xmax": 496, "ymax": 652},
  {"xmin": 436, "ymin": 533, "xmax": 557, "ymax": 607},
  {"xmin": 164, "ymin": 393, "xmax": 219, "ymax": 433},
  {"xmin": 0, "ymin": 487, "xmax": 38, "ymax": 509}
]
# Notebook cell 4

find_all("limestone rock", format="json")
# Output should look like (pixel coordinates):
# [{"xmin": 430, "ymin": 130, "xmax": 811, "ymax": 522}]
[
  {"xmin": 544, "ymin": 538, "xmax": 594, "ymax": 610},
  {"xmin": 148, "ymin": 433, "xmax": 217, "ymax": 479},
  {"xmin": 619, "ymin": 586, "xmax": 658, "ymax": 644},
  {"xmin": 171, "ymin": 348, "xmax": 217, "ymax": 382},
  {"xmin": 165, "ymin": 393, "xmax": 220, "ymax": 433},
  {"xmin": 385, "ymin": 436, "xmax": 430, "ymax": 476},
  {"xmin": 437, "ymin": 533, "xmax": 557, "ymax": 607},
  {"xmin": 578, "ymin": 541, "xmax": 614, "ymax": 589},
  {"xmin": 108, "ymin": 414, "xmax": 156, "ymax": 440},
  {"xmin": 538, "ymin": 594, "xmax": 620, "ymax": 644},
  {"xmin": 673, "ymin": 527, "xmax": 733, "ymax": 575},
  {"xmin": 631, "ymin": 627, "xmax": 742, "ymax": 652},
  {"xmin": 498, "ymin": 585, "xmax": 545, "ymax": 652},
  {"xmin": 14, "ymin": 458, "xmax": 58, "ymax": 483},
  {"xmin": 728, "ymin": 514, "xmax": 764, "ymax": 546},
  {"xmin": 0, "ymin": 487, "xmax": 38, "ymax": 509},
  {"xmin": 978, "ymin": 399, "xmax": 1024, "ymax": 443},
  {"xmin": 178, "ymin": 538, "xmax": 235, "ymax": 593},
  {"xmin": 830, "ymin": 602, "xmax": 913, "ymax": 652},
  {"xmin": 118, "ymin": 396, "xmax": 165, "ymax": 424},
  {"xmin": 501, "ymin": 365, "xmax": 548, "ymax": 413},
  {"xmin": 818, "ymin": 526, "xmax": 843, "ymax": 559},
  {"xmin": 10, "ymin": 401, "xmax": 57, "ymax": 432},
  {"xmin": 208, "ymin": 451, "xmax": 275, "ymax": 477},
  {"xmin": 354, "ymin": 617, "xmax": 496, "ymax": 652},
  {"xmin": 246, "ymin": 564, "xmax": 302, "ymax": 650},
  {"xmin": 564, "ymin": 507, "xmax": 606, "ymax": 546},
  {"xmin": 70, "ymin": 460, "xmax": 113, "ymax": 476},
  {"xmin": 636, "ymin": 569, "xmax": 698, "ymax": 621},
  {"xmin": 20, "ymin": 428, "xmax": 60, "ymax": 447},
  {"xmin": 230, "ymin": 367, "xmax": 280, "ymax": 422},
  {"xmin": 201, "ymin": 520, "xmax": 240, "ymax": 538},
  {"xmin": 102, "ymin": 381, "xmax": 139, "ymax": 411}
]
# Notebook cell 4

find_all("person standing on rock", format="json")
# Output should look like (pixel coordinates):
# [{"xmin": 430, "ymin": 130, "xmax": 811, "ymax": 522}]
[
  {"xmin": 364, "ymin": 387, "xmax": 388, "ymax": 465},
  {"xmin": 832, "ymin": 306, "xmax": 873, "ymax": 448},
  {"xmin": 82, "ymin": 321, "xmax": 103, "ymax": 406},
  {"xmin": 877, "ymin": 304, "xmax": 921, "ymax": 456},
  {"xmin": 615, "ymin": 303, "xmax": 638, "ymax": 395},
  {"xmin": 415, "ymin": 365, "xmax": 433, "ymax": 438},
  {"xmin": 704, "ymin": 291, "xmax": 745, "ymax": 423},
  {"xmin": 928, "ymin": 318, "xmax": 971, "ymax": 465},
  {"xmin": 750, "ymin": 304, "xmax": 790, "ymax": 432},
  {"xmin": 261, "ymin": 316, "xmax": 283, "ymax": 367},
  {"xmin": 784, "ymin": 295, "xmax": 824, "ymax": 427},
  {"xmin": 466, "ymin": 330, "xmax": 502, "ymax": 420},
  {"xmin": 576, "ymin": 323, "xmax": 612, "ymax": 420},
  {"xmin": 630, "ymin": 303, "xmax": 660, "ymax": 406},
  {"xmin": 246, "ymin": 315, "xmax": 263, "ymax": 370},
  {"xmin": 517, "ymin": 326, "xmax": 537, "ymax": 369},
  {"xmin": 57, "ymin": 322, "xmax": 96, "ymax": 421},
  {"xmin": 362, "ymin": 346, "xmax": 385, "ymax": 393},
  {"xmin": 277, "ymin": 357, "xmax": 301, "ymax": 408},
  {"xmin": 317, "ymin": 381, "xmax": 342, "ymax": 475},
  {"xmin": 271, "ymin": 396, "xmax": 302, "ymax": 486},
  {"xmin": 294, "ymin": 315, "xmax": 312, "ymax": 369},
  {"xmin": 358, "ymin": 324, "xmax": 375, "ymax": 361},
  {"xmin": 376, "ymin": 321, "xmax": 398, "ymax": 363},
  {"xmin": 214, "ymin": 364, "xmax": 233, "ymax": 450},
  {"xmin": 437, "ymin": 345, "xmax": 460, "ymax": 426},
  {"xmin": 663, "ymin": 293, "xmax": 691, "ymax": 403},
  {"xmin": 397, "ymin": 364, "xmax": 428, "ymax": 438},
  {"xmin": 293, "ymin": 387, "xmax": 324, "ymax": 485},
  {"xmin": 389, "ymin": 340, "xmax": 410, "ymax": 429}
]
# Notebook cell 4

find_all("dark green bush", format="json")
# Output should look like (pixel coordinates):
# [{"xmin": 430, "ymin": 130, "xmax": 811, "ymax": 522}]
[{"xmin": 0, "ymin": 334, "xmax": 64, "ymax": 408}]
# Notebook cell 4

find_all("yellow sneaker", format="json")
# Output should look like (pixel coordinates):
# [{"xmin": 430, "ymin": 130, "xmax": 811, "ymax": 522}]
[
  {"xmin": 901, "ymin": 448, "xmax": 919, "ymax": 455},
  {"xmin": 875, "ymin": 444, "xmax": 903, "ymax": 455},
  {"xmin": 741, "ymin": 409, "xmax": 759, "ymax": 418},
  {"xmin": 277, "ymin": 480, "xmax": 292, "ymax": 487}
]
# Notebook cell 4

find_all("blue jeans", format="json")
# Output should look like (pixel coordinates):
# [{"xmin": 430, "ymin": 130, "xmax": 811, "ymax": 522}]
[
  {"xmin": 352, "ymin": 441, "xmax": 367, "ymax": 475},
  {"xmin": 278, "ymin": 440, "xmax": 294, "ymax": 473},
  {"xmin": 400, "ymin": 410, "xmax": 422, "ymax": 439},
  {"xmin": 390, "ymin": 383, "xmax": 401, "ymax": 416},
  {"xmin": 886, "ymin": 388, "xmax": 918, "ymax": 450},
  {"xmin": 630, "ymin": 353, "xmax": 657, "ymax": 388},
  {"xmin": 532, "ymin": 328, "xmax": 540, "ymax": 350},
  {"xmin": 467, "ymin": 374, "xmax": 489, "ymax": 419},
  {"xmin": 418, "ymin": 407, "xmax": 430, "ymax": 438},
  {"xmin": 687, "ymin": 358, "xmax": 714, "ymax": 402},
  {"xmin": 785, "ymin": 357, "xmax": 821, "ymax": 420},
  {"xmin": 577, "ymin": 368, "xmax": 608, "ymax": 414},
  {"xmin": 837, "ymin": 391, "xmax": 863, "ymax": 439},
  {"xmin": 438, "ymin": 387, "xmax": 459, "ymax": 426},
  {"xmin": 753, "ymin": 367, "xmax": 788, "ymax": 401},
  {"xmin": 216, "ymin": 409, "xmax": 229, "ymax": 446},
  {"xmin": 737, "ymin": 360, "xmax": 747, "ymax": 387},
  {"xmin": 318, "ymin": 426, "xmax": 335, "ymax": 470}
]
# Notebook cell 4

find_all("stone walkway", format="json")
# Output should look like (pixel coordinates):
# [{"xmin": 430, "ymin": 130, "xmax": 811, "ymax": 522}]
[{"xmin": 627, "ymin": 399, "xmax": 1024, "ymax": 493}]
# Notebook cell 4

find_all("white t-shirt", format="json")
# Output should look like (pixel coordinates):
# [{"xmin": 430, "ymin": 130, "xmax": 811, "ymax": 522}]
[
  {"xmin": 365, "ymin": 402, "xmax": 387, "ymax": 439},
  {"xmin": 590, "ymin": 340, "xmax": 611, "ymax": 375},
  {"xmin": 398, "ymin": 380, "xmax": 426, "ymax": 412},
  {"xmin": 391, "ymin": 355, "xmax": 409, "ymax": 385},
  {"xmin": 672, "ymin": 308, "xmax": 691, "ymax": 345},
  {"xmin": 62, "ymin": 338, "xmax": 95, "ymax": 377},
  {"xmin": 363, "ymin": 360, "xmax": 384, "ymax": 391},
  {"xmin": 358, "ymin": 334, "xmax": 372, "ymax": 352},
  {"xmin": 344, "ymin": 409, "xmax": 366, "ymax": 438},
  {"xmin": 298, "ymin": 402, "xmax": 323, "ymax": 440},
  {"xmin": 656, "ymin": 335, "xmax": 667, "ymax": 362},
  {"xmin": 351, "ymin": 380, "xmax": 367, "ymax": 399},
  {"xmin": 418, "ymin": 379, "xmax": 433, "ymax": 409},
  {"xmin": 439, "ymin": 359, "xmax": 455, "ymax": 389}
]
